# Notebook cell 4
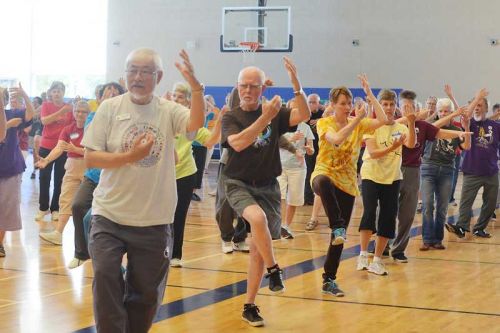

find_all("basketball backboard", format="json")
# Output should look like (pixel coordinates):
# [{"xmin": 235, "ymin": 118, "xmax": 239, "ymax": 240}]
[{"xmin": 220, "ymin": 6, "xmax": 293, "ymax": 52}]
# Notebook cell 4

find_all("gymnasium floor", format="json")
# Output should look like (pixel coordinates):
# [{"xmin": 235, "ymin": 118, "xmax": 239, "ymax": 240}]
[{"xmin": 0, "ymin": 157, "xmax": 498, "ymax": 333}]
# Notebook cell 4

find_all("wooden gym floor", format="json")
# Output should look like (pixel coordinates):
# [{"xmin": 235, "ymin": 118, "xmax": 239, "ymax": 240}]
[{"xmin": 0, "ymin": 157, "xmax": 499, "ymax": 333}]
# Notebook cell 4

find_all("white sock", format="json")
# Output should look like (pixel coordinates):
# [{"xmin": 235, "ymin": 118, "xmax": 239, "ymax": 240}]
[
  {"xmin": 360, "ymin": 251, "xmax": 368, "ymax": 257},
  {"xmin": 373, "ymin": 256, "xmax": 382, "ymax": 263}
]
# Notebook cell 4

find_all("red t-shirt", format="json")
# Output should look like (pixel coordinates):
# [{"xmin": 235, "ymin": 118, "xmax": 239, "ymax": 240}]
[
  {"xmin": 402, "ymin": 120, "xmax": 440, "ymax": 167},
  {"xmin": 59, "ymin": 122, "xmax": 84, "ymax": 158},
  {"xmin": 40, "ymin": 102, "xmax": 74, "ymax": 150}
]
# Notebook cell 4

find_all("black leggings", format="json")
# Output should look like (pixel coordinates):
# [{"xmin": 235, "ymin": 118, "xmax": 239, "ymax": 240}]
[
  {"xmin": 312, "ymin": 175, "xmax": 355, "ymax": 281},
  {"xmin": 172, "ymin": 173, "xmax": 196, "ymax": 259},
  {"xmin": 192, "ymin": 145, "xmax": 207, "ymax": 189},
  {"xmin": 39, "ymin": 147, "xmax": 67, "ymax": 212},
  {"xmin": 359, "ymin": 179, "xmax": 400, "ymax": 239}
]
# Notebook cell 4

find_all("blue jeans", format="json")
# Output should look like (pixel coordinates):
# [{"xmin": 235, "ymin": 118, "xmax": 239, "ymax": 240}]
[{"xmin": 420, "ymin": 163, "xmax": 454, "ymax": 244}]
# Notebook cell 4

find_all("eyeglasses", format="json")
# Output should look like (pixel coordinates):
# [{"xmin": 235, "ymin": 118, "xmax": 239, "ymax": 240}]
[
  {"xmin": 126, "ymin": 68, "xmax": 157, "ymax": 77},
  {"xmin": 238, "ymin": 83, "xmax": 262, "ymax": 90}
]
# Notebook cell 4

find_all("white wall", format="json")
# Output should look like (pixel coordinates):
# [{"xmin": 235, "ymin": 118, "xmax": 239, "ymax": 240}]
[{"xmin": 107, "ymin": 0, "xmax": 500, "ymax": 106}]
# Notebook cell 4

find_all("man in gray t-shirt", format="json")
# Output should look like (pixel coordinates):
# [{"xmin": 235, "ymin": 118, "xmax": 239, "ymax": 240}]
[{"xmin": 82, "ymin": 48, "xmax": 205, "ymax": 333}]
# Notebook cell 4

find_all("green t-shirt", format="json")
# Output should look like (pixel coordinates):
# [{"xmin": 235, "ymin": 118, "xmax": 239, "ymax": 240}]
[
  {"xmin": 175, "ymin": 128, "xmax": 211, "ymax": 179},
  {"xmin": 422, "ymin": 124, "xmax": 462, "ymax": 168}
]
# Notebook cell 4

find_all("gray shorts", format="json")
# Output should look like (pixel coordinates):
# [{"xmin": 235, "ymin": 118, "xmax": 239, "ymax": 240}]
[{"xmin": 224, "ymin": 178, "xmax": 281, "ymax": 240}]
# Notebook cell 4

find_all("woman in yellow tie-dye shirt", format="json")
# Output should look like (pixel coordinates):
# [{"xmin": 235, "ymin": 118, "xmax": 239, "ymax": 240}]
[{"xmin": 310, "ymin": 75, "xmax": 387, "ymax": 297}]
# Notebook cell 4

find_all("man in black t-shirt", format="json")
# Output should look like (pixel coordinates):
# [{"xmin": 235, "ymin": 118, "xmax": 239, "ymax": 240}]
[{"xmin": 221, "ymin": 58, "xmax": 310, "ymax": 327}]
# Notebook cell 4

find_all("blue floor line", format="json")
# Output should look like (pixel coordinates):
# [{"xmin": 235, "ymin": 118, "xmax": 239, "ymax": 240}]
[{"xmin": 74, "ymin": 209, "xmax": 483, "ymax": 333}]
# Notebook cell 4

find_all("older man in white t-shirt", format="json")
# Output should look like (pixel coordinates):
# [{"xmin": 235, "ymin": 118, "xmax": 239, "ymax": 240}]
[{"xmin": 82, "ymin": 48, "xmax": 205, "ymax": 333}]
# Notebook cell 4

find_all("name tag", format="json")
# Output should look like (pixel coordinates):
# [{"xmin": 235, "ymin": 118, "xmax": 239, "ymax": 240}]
[
  {"xmin": 116, "ymin": 114, "xmax": 131, "ymax": 121},
  {"xmin": 70, "ymin": 132, "xmax": 80, "ymax": 140}
]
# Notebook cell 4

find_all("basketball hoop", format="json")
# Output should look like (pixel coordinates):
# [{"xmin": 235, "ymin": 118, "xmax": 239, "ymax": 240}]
[{"xmin": 240, "ymin": 42, "xmax": 260, "ymax": 65}]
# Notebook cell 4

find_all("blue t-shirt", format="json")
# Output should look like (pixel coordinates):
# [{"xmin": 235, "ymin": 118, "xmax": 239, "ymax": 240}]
[
  {"xmin": 83, "ymin": 112, "xmax": 101, "ymax": 184},
  {"xmin": 0, "ymin": 109, "xmax": 30, "ymax": 178}
]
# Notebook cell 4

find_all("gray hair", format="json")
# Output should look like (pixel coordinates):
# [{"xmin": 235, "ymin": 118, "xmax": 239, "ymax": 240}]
[
  {"xmin": 238, "ymin": 66, "xmax": 265, "ymax": 84},
  {"xmin": 308, "ymin": 93, "xmax": 320, "ymax": 101},
  {"xmin": 173, "ymin": 82, "xmax": 191, "ymax": 99},
  {"xmin": 125, "ymin": 48, "xmax": 163, "ymax": 71},
  {"xmin": 436, "ymin": 98, "xmax": 455, "ymax": 112},
  {"xmin": 74, "ymin": 100, "xmax": 90, "ymax": 111}
]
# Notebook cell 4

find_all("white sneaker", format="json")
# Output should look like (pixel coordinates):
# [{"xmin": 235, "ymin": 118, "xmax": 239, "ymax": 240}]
[
  {"xmin": 222, "ymin": 241, "xmax": 233, "ymax": 254},
  {"xmin": 170, "ymin": 258, "xmax": 183, "ymax": 267},
  {"xmin": 233, "ymin": 241, "xmax": 250, "ymax": 253},
  {"xmin": 51, "ymin": 211, "xmax": 59, "ymax": 222},
  {"xmin": 39, "ymin": 230, "xmax": 62, "ymax": 245},
  {"xmin": 68, "ymin": 258, "xmax": 87, "ymax": 269},
  {"xmin": 368, "ymin": 261, "xmax": 388, "ymax": 276},
  {"xmin": 356, "ymin": 254, "xmax": 369, "ymax": 271},
  {"xmin": 35, "ymin": 210, "xmax": 50, "ymax": 221}
]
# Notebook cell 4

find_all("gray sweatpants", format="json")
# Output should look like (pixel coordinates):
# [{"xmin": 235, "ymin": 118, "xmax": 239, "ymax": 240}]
[
  {"xmin": 89, "ymin": 215, "xmax": 172, "ymax": 333},
  {"xmin": 456, "ymin": 173, "xmax": 499, "ymax": 231},
  {"xmin": 391, "ymin": 166, "xmax": 420, "ymax": 256}
]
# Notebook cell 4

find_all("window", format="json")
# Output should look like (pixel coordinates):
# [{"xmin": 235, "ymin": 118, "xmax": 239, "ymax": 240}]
[{"xmin": 0, "ymin": 0, "xmax": 108, "ymax": 99}]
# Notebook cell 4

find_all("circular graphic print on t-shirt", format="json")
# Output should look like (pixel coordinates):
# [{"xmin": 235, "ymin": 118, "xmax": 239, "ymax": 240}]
[{"xmin": 121, "ymin": 122, "xmax": 165, "ymax": 167}]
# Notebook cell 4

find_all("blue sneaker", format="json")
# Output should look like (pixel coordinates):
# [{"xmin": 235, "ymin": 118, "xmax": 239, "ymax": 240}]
[
  {"xmin": 331, "ymin": 227, "xmax": 347, "ymax": 245},
  {"xmin": 322, "ymin": 278, "xmax": 345, "ymax": 297}
]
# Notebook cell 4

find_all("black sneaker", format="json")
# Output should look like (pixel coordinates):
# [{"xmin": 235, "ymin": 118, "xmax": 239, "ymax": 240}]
[
  {"xmin": 322, "ymin": 278, "xmax": 344, "ymax": 297},
  {"xmin": 265, "ymin": 265, "xmax": 285, "ymax": 294},
  {"xmin": 242, "ymin": 304, "xmax": 264, "ymax": 327},
  {"xmin": 473, "ymin": 229, "xmax": 492, "ymax": 238},
  {"xmin": 392, "ymin": 253, "xmax": 408, "ymax": 263},
  {"xmin": 0, "ymin": 245, "xmax": 5, "ymax": 257},
  {"xmin": 445, "ymin": 223, "xmax": 466, "ymax": 238},
  {"xmin": 191, "ymin": 193, "xmax": 201, "ymax": 201},
  {"xmin": 30, "ymin": 171, "xmax": 36, "ymax": 179}
]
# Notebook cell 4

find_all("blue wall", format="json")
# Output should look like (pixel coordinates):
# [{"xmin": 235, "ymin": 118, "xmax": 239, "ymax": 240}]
[{"xmin": 205, "ymin": 86, "xmax": 402, "ymax": 108}]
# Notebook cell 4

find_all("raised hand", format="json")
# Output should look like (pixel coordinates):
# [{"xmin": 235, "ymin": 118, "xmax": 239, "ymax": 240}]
[
  {"xmin": 461, "ymin": 113, "xmax": 471, "ymax": 129},
  {"xmin": 475, "ymin": 88, "xmax": 489, "ymax": 100},
  {"xmin": 264, "ymin": 78, "xmax": 274, "ymax": 87},
  {"xmin": 392, "ymin": 133, "xmax": 406, "ymax": 149},
  {"xmin": 129, "ymin": 133, "xmax": 155, "ymax": 162},
  {"xmin": 416, "ymin": 108, "xmax": 430, "ymax": 120},
  {"xmin": 358, "ymin": 74, "xmax": 374, "ymax": 98},
  {"xmin": 444, "ymin": 84, "xmax": 453, "ymax": 97},
  {"xmin": 283, "ymin": 57, "xmax": 301, "ymax": 91},
  {"xmin": 174, "ymin": 49, "xmax": 201, "ymax": 89},
  {"xmin": 354, "ymin": 101, "xmax": 367, "ymax": 119},
  {"xmin": 403, "ymin": 104, "xmax": 417, "ymax": 123},
  {"xmin": 262, "ymin": 95, "xmax": 282, "ymax": 121}
]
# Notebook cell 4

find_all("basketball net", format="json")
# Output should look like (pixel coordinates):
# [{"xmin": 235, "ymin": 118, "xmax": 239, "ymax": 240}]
[{"xmin": 240, "ymin": 42, "xmax": 260, "ymax": 65}]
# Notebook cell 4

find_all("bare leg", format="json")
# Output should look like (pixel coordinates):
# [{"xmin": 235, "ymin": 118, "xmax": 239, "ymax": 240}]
[
  {"xmin": 242, "ymin": 205, "xmax": 276, "ymax": 268},
  {"xmin": 311, "ymin": 195, "xmax": 323, "ymax": 220},
  {"xmin": 375, "ymin": 236, "xmax": 389, "ymax": 258},
  {"xmin": 55, "ymin": 214, "xmax": 71, "ymax": 233},
  {"xmin": 245, "ymin": 239, "xmax": 265, "ymax": 304},
  {"xmin": 360, "ymin": 230, "xmax": 372, "ymax": 252},
  {"xmin": 0, "ymin": 230, "xmax": 5, "ymax": 244},
  {"xmin": 285, "ymin": 205, "xmax": 296, "ymax": 227}
]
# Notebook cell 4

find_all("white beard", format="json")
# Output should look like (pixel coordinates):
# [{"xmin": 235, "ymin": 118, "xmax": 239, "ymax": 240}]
[{"xmin": 473, "ymin": 114, "xmax": 484, "ymax": 122}]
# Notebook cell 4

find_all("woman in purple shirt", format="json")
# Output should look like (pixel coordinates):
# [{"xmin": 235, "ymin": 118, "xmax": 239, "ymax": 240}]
[{"xmin": 0, "ymin": 85, "xmax": 34, "ymax": 257}]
